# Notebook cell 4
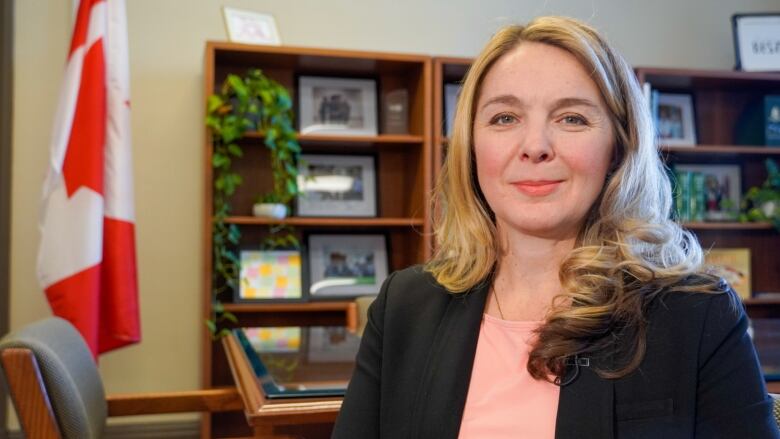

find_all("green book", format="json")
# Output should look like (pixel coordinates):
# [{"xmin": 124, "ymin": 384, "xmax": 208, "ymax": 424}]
[{"xmin": 691, "ymin": 172, "xmax": 705, "ymax": 222}]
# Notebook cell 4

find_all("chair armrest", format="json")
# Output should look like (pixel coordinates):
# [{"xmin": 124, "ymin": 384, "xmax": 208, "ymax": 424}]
[{"xmin": 106, "ymin": 387, "xmax": 243, "ymax": 416}]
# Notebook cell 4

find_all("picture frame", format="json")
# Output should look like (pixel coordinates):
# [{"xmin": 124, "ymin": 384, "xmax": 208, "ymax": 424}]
[
  {"xmin": 674, "ymin": 164, "xmax": 741, "ymax": 222},
  {"xmin": 236, "ymin": 249, "xmax": 304, "ymax": 302},
  {"xmin": 298, "ymin": 76, "xmax": 378, "ymax": 136},
  {"xmin": 222, "ymin": 7, "xmax": 282, "ymax": 46},
  {"xmin": 444, "ymin": 83, "xmax": 461, "ymax": 136},
  {"xmin": 296, "ymin": 154, "xmax": 377, "ymax": 217},
  {"xmin": 704, "ymin": 248, "xmax": 751, "ymax": 300},
  {"xmin": 305, "ymin": 233, "xmax": 389, "ymax": 299},
  {"xmin": 732, "ymin": 13, "xmax": 780, "ymax": 72},
  {"xmin": 656, "ymin": 93, "xmax": 697, "ymax": 146}
]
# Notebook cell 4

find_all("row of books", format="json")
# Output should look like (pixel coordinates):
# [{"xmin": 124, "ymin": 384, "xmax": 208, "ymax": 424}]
[{"xmin": 672, "ymin": 167, "xmax": 739, "ymax": 223}]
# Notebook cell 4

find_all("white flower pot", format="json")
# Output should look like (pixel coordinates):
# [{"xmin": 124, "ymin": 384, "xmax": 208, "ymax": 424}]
[{"xmin": 252, "ymin": 203, "xmax": 288, "ymax": 219}]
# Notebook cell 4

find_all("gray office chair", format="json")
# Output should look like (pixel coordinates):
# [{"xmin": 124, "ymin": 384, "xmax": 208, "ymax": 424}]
[{"xmin": 0, "ymin": 317, "xmax": 242, "ymax": 438}]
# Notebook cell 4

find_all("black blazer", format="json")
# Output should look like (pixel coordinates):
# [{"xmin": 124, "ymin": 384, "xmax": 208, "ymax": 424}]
[{"xmin": 332, "ymin": 266, "xmax": 779, "ymax": 438}]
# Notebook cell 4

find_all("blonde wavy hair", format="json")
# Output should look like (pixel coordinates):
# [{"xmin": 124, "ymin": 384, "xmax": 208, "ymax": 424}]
[{"xmin": 425, "ymin": 16, "xmax": 724, "ymax": 380}]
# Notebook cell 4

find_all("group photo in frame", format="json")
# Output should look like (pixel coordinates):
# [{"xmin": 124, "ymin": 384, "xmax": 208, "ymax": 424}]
[
  {"xmin": 296, "ymin": 154, "xmax": 378, "ymax": 217},
  {"xmin": 297, "ymin": 76, "xmax": 378, "ymax": 136},
  {"xmin": 655, "ymin": 92, "xmax": 697, "ymax": 146},
  {"xmin": 305, "ymin": 233, "xmax": 389, "ymax": 299},
  {"xmin": 236, "ymin": 248, "xmax": 304, "ymax": 302}
]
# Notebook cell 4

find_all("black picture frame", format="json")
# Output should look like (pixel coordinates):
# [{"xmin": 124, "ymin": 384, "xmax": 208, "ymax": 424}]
[
  {"xmin": 233, "ymin": 246, "xmax": 307, "ymax": 303},
  {"xmin": 731, "ymin": 13, "xmax": 780, "ymax": 72},
  {"xmin": 303, "ymin": 231, "xmax": 391, "ymax": 300},
  {"xmin": 295, "ymin": 153, "xmax": 379, "ymax": 218}
]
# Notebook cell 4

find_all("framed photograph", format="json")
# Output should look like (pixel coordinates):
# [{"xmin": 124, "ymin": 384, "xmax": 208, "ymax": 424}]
[
  {"xmin": 298, "ymin": 76, "xmax": 378, "ymax": 136},
  {"xmin": 704, "ymin": 248, "xmax": 751, "ymax": 300},
  {"xmin": 656, "ymin": 93, "xmax": 697, "ymax": 146},
  {"xmin": 296, "ymin": 154, "xmax": 377, "ymax": 217},
  {"xmin": 444, "ymin": 83, "xmax": 462, "ymax": 136},
  {"xmin": 305, "ymin": 233, "xmax": 389, "ymax": 298},
  {"xmin": 237, "ymin": 249, "xmax": 304, "ymax": 302},
  {"xmin": 222, "ymin": 7, "xmax": 281, "ymax": 46},
  {"xmin": 306, "ymin": 327, "xmax": 362, "ymax": 363},
  {"xmin": 732, "ymin": 13, "xmax": 780, "ymax": 72},
  {"xmin": 674, "ymin": 164, "xmax": 741, "ymax": 222}
]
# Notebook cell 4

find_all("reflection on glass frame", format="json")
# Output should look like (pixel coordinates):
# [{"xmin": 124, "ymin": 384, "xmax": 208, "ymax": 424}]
[
  {"xmin": 236, "ymin": 249, "xmax": 304, "ymax": 302},
  {"xmin": 296, "ymin": 154, "xmax": 377, "ymax": 217},
  {"xmin": 305, "ymin": 233, "xmax": 389, "ymax": 298},
  {"xmin": 298, "ymin": 76, "xmax": 378, "ymax": 136},
  {"xmin": 656, "ymin": 93, "xmax": 697, "ymax": 146},
  {"xmin": 307, "ymin": 327, "xmax": 363, "ymax": 363}
]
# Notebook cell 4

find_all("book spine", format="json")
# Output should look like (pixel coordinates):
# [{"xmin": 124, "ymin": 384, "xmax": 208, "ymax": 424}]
[
  {"xmin": 691, "ymin": 172, "xmax": 705, "ymax": 222},
  {"xmin": 675, "ymin": 170, "xmax": 691, "ymax": 222}
]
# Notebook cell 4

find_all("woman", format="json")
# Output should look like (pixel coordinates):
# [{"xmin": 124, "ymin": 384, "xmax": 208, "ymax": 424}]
[{"xmin": 332, "ymin": 16, "xmax": 779, "ymax": 438}]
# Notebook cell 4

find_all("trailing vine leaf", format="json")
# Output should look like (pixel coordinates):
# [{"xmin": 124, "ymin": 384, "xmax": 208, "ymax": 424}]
[{"xmin": 205, "ymin": 69, "xmax": 302, "ymax": 338}]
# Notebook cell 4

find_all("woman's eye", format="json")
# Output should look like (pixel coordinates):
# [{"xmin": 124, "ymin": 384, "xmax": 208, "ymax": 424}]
[
  {"xmin": 490, "ymin": 114, "xmax": 517, "ymax": 125},
  {"xmin": 561, "ymin": 114, "xmax": 587, "ymax": 125}
]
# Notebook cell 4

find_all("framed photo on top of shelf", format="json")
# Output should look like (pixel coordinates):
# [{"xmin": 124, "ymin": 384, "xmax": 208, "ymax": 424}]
[
  {"xmin": 222, "ymin": 7, "xmax": 282, "ymax": 46},
  {"xmin": 236, "ymin": 249, "xmax": 304, "ymax": 302},
  {"xmin": 298, "ymin": 76, "xmax": 378, "ymax": 136},
  {"xmin": 704, "ymin": 248, "xmax": 751, "ymax": 300},
  {"xmin": 305, "ymin": 233, "xmax": 389, "ymax": 299},
  {"xmin": 296, "ymin": 154, "xmax": 377, "ymax": 217},
  {"xmin": 656, "ymin": 93, "xmax": 697, "ymax": 146},
  {"xmin": 731, "ymin": 13, "xmax": 780, "ymax": 72},
  {"xmin": 673, "ymin": 164, "xmax": 741, "ymax": 222}
]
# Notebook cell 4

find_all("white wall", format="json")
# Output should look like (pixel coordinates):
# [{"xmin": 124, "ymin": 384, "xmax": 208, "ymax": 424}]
[{"xmin": 11, "ymin": 0, "xmax": 778, "ymax": 429}]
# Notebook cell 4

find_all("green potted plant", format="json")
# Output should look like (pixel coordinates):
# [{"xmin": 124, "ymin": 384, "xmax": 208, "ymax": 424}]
[
  {"xmin": 740, "ymin": 158, "xmax": 780, "ymax": 231},
  {"xmin": 204, "ymin": 69, "xmax": 302, "ymax": 337}
]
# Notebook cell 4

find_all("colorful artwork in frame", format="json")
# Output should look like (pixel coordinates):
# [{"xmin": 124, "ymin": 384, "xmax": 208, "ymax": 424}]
[
  {"xmin": 238, "ymin": 250, "xmax": 303, "ymax": 302},
  {"xmin": 243, "ymin": 327, "xmax": 301, "ymax": 353}
]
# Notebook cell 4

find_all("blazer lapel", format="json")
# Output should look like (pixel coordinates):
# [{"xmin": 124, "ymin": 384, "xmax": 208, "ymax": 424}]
[
  {"xmin": 411, "ymin": 282, "xmax": 489, "ymax": 439},
  {"xmin": 555, "ymin": 355, "xmax": 615, "ymax": 439}
]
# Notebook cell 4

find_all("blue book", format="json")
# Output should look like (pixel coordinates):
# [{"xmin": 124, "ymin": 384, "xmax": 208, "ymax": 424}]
[{"xmin": 766, "ymin": 95, "xmax": 780, "ymax": 147}]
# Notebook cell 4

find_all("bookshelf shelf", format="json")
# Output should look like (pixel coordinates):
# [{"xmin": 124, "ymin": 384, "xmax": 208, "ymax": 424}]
[
  {"xmin": 683, "ymin": 222, "xmax": 774, "ymax": 230},
  {"xmin": 663, "ymin": 145, "xmax": 780, "ymax": 155},
  {"xmin": 224, "ymin": 216, "xmax": 425, "ymax": 227},
  {"xmin": 222, "ymin": 301, "xmax": 355, "ymax": 313},
  {"xmin": 243, "ymin": 131, "xmax": 425, "ymax": 145}
]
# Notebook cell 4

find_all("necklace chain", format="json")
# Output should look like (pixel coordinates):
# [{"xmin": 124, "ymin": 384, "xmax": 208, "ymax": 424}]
[{"xmin": 493, "ymin": 288, "xmax": 506, "ymax": 320}]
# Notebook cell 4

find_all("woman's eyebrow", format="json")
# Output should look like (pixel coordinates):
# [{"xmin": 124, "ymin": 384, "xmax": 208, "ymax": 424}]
[{"xmin": 479, "ymin": 95, "xmax": 601, "ymax": 113}]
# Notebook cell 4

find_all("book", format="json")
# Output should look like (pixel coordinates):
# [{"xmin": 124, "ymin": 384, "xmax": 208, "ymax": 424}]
[
  {"xmin": 766, "ymin": 95, "xmax": 780, "ymax": 146},
  {"xmin": 704, "ymin": 248, "xmax": 751, "ymax": 300}
]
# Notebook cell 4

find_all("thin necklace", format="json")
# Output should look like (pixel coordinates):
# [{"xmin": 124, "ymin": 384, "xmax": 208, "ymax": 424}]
[{"xmin": 493, "ymin": 288, "xmax": 507, "ymax": 320}]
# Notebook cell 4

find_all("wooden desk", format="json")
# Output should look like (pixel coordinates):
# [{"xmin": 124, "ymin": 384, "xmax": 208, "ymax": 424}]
[{"xmin": 222, "ymin": 329, "xmax": 347, "ymax": 438}]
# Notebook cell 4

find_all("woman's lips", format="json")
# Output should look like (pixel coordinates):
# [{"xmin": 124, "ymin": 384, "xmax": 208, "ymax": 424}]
[{"xmin": 511, "ymin": 180, "xmax": 563, "ymax": 196}]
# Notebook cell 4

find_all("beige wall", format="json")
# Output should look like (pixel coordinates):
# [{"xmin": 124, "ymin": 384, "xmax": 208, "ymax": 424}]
[{"xmin": 10, "ymin": 0, "xmax": 778, "ymax": 429}]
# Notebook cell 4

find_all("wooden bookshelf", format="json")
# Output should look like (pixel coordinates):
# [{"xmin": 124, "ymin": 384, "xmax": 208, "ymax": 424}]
[
  {"xmin": 638, "ymin": 67, "xmax": 780, "ymax": 320},
  {"xmin": 432, "ymin": 57, "xmax": 472, "ymax": 184},
  {"xmin": 203, "ymin": 42, "xmax": 432, "ymax": 438}
]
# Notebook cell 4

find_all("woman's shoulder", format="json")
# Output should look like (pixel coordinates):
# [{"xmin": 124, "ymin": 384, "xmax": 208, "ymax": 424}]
[{"xmin": 648, "ymin": 275, "xmax": 744, "ymax": 337}]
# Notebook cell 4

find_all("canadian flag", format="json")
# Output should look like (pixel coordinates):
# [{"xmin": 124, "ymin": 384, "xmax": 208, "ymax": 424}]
[{"xmin": 37, "ymin": 0, "xmax": 140, "ymax": 357}]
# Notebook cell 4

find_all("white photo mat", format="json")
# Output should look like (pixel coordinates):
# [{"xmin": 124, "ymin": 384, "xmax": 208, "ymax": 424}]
[
  {"xmin": 222, "ymin": 7, "xmax": 281, "ymax": 45},
  {"xmin": 296, "ymin": 154, "xmax": 377, "ymax": 217},
  {"xmin": 298, "ymin": 76, "xmax": 378, "ymax": 136},
  {"xmin": 656, "ymin": 93, "xmax": 697, "ymax": 146},
  {"xmin": 306, "ymin": 234, "xmax": 388, "ymax": 297},
  {"xmin": 732, "ymin": 14, "xmax": 780, "ymax": 72}
]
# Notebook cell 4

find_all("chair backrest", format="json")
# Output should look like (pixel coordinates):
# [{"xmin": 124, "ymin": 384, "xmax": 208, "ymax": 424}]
[{"xmin": 0, "ymin": 317, "xmax": 107, "ymax": 438}]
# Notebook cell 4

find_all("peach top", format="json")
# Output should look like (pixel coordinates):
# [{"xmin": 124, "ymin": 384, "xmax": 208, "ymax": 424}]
[{"xmin": 458, "ymin": 313, "xmax": 560, "ymax": 439}]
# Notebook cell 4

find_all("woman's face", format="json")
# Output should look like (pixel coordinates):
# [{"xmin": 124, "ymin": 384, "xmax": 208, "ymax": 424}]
[{"xmin": 473, "ymin": 42, "xmax": 615, "ymax": 240}]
